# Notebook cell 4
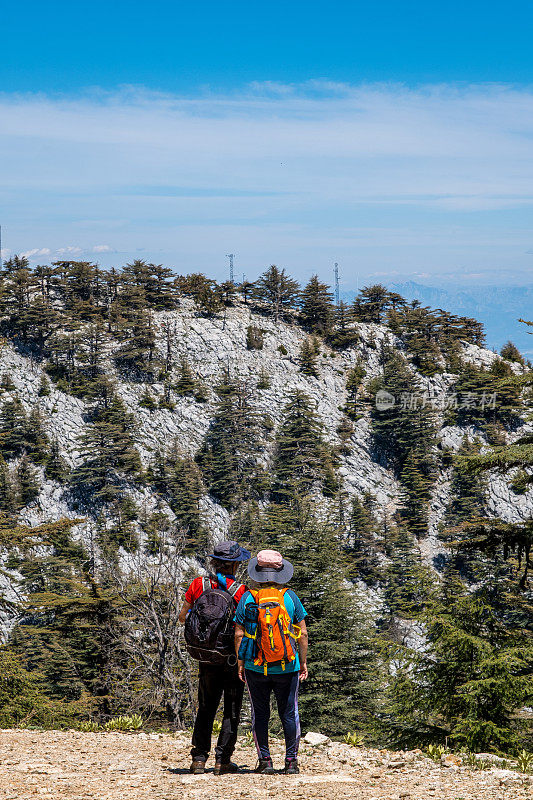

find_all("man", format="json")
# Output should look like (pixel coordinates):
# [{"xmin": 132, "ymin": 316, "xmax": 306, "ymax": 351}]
[
  {"xmin": 179, "ymin": 540, "xmax": 250, "ymax": 775},
  {"xmin": 234, "ymin": 549, "xmax": 308, "ymax": 775}
]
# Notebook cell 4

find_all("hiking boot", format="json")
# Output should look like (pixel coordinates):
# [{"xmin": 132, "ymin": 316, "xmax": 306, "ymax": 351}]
[
  {"xmin": 255, "ymin": 758, "xmax": 275, "ymax": 774},
  {"xmin": 213, "ymin": 761, "xmax": 239, "ymax": 776},
  {"xmin": 190, "ymin": 759, "xmax": 206, "ymax": 774},
  {"xmin": 283, "ymin": 757, "xmax": 299, "ymax": 774}
]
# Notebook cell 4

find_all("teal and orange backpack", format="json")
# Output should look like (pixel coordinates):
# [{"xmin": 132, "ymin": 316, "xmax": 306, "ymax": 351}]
[{"xmin": 242, "ymin": 587, "xmax": 301, "ymax": 674}]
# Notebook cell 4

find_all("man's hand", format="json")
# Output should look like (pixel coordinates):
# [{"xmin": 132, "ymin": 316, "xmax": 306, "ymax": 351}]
[
  {"xmin": 299, "ymin": 662, "xmax": 308, "ymax": 681},
  {"xmin": 237, "ymin": 660, "xmax": 246, "ymax": 683}
]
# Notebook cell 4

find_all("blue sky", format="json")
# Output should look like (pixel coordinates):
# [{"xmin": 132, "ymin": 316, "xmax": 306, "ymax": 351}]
[{"xmin": 2, "ymin": 1, "xmax": 533, "ymax": 289}]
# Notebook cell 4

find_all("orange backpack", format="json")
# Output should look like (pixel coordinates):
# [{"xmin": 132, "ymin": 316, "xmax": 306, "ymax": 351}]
[{"xmin": 250, "ymin": 587, "xmax": 301, "ymax": 674}]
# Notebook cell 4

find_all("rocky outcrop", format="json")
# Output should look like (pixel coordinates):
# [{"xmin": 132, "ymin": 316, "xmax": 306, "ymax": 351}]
[{"xmin": 3, "ymin": 298, "xmax": 532, "ymax": 569}]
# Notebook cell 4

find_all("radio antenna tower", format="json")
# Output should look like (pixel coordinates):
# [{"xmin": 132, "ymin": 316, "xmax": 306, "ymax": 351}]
[
  {"xmin": 334, "ymin": 262, "xmax": 340, "ymax": 306},
  {"xmin": 226, "ymin": 253, "xmax": 235, "ymax": 283}
]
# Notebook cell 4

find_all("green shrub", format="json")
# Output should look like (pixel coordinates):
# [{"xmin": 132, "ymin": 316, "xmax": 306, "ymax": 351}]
[
  {"xmin": 139, "ymin": 388, "xmax": 158, "ymax": 410},
  {"xmin": 246, "ymin": 326, "xmax": 264, "ymax": 350}
]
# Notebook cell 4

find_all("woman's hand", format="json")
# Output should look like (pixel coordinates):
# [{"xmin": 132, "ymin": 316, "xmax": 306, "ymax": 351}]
[
  {"xmin": 299, "ymin": 662, "xmax": 308, "ymax": 681},
  {"xmin": 238, "ymin": 661, "xmax": 245, "ymax": 683}
]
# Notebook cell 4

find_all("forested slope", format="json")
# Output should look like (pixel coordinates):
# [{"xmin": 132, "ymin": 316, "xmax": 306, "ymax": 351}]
[{"xmin": 0, "ymin": 258, "xmax": 530, "ymax": 754}]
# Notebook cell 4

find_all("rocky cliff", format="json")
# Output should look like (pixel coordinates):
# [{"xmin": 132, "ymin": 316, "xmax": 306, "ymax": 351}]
[{"xmin": 3, "ymin": 297, "xmax": 531, "ymax": 571}]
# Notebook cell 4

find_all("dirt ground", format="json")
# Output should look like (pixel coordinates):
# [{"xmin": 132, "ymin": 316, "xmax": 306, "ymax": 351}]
[{"xmin": 0, "ymin": 729, "xmax": 530, "ymax": 800}]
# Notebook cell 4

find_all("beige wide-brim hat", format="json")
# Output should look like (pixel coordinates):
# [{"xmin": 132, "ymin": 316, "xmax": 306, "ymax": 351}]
[{"xmin": 247, "ymin": 549, "xmax": 294, "ymax": 583}]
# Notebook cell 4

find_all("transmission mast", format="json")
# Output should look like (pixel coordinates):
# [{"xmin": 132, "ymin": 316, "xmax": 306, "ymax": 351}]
[
  {"xmin": 226, "ymin": 253, "xmax": 235, "ymax": 283},
  {"xmin": 334, "ymin": 262, "xmax": 340, "ymax": 306}
]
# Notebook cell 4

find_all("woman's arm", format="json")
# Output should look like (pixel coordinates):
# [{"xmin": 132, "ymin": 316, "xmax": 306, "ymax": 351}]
[{"xmin": 234, "ymin": 624, "xmax": 245, "ymax": 682}]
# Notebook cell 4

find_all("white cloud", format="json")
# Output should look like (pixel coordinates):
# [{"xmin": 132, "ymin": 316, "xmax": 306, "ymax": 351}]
[
  {"xmin": 21, "ymin": 247, "xmax": 51, "ymax": 258},
  {"xmin": 2, "ymin": 82, "xmax": 533, "ymax": 278},
  {"xmin": 56, "ymin": 246, "xmax": 83, "ymax": 255}
]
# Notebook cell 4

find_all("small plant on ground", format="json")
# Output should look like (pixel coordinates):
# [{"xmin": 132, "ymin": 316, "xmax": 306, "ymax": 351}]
[
  {"xmin": 516, "ymin": 750, "xmax": 533, "ymax": 774},
  {"xmin": 242, "ymin": 730, "xmax": 255, "ymax": 747},
  {"xmin": 461, "ymin": 752, "xmax": 491, "ymax": 770},
  {"xmin": 104, "ymin": 714, "xmax": 143, "ymax": 732},
  {"xmin": 212, "ymin": 719, "xmax": 222, "ymax": 734},
  {"xmin": 426, "ymin": 743, "xmax": 449, "ymax": 761},
  {"xmin": 77, "ymin": 720, "xmax": 101, "ymax": 732},
  {"xmin": 343, "ymin": 731, "xmax": 364, "ymax": 746}
]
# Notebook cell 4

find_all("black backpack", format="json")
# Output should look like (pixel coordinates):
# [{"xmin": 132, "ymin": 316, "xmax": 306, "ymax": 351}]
[{"xmin": 184, "ymin": 577, "xmax": 243, "ymax": 665}]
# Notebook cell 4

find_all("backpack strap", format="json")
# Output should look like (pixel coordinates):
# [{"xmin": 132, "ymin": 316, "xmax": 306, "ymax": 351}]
[
  {"xmin": 227, "ymin": 581, "xmax": 244, "ymax": 600},
  {"xmin": 201, "ymin": 576, "xmax": 211, "ymax": 593}
]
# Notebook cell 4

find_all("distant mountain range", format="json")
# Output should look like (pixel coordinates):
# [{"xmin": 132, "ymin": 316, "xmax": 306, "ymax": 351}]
[{"xmin": 342, "ymin": 281, "xmax": 533, "ymax": 359}]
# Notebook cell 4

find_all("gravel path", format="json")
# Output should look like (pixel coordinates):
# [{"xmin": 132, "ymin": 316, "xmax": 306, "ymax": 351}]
[{"xmin": 0, "ymin": 729, "xmax": 530, "ymax": 800}]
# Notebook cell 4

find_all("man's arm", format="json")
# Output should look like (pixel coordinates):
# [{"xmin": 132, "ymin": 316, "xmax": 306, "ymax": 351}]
[
  {"xmin": 298, "ymin": 619, "xmax": 308, "ymax": 681},
  {"xmin": 178, "ymin": 601, "xmax": 191, "ymax": 624},
  {"xmin": 234, "ymin": 624, "xmax": 245, "ymax": 682}
]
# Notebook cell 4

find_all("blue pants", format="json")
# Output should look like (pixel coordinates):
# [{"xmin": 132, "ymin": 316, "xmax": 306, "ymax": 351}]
[{"xmin": 245, "ymin": 669, "xmax": 301, "ymax": 760}]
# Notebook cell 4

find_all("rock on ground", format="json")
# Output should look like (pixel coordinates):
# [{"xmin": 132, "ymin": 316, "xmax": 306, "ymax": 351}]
[{"xmin": 0, "ymin": 729, "xmax": 530, "ymax": 800}]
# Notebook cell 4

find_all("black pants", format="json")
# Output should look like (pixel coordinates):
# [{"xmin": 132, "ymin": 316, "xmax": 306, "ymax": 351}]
[
  {"xmin": 245, "ymin": 669, "xmax": 301, "ymax": 760},
  {"xmin": 191, "ymin": 662, "xmax": 244, "ymax": 763}
]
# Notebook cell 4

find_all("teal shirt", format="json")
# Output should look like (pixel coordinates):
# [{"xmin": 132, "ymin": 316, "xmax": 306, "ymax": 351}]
[{"xmin": 234, "ymin": 589, "xmax": 307, "ymax": 674}]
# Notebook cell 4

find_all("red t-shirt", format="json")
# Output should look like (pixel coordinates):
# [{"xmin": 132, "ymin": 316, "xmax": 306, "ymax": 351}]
[{"xmin": 185, "ymin": 576, "xmax": 247, "ymax": 605}]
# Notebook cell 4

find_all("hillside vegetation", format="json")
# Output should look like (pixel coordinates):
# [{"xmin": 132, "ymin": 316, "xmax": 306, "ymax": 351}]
[{"xmin": 0, "ymin": 256, "xmax": 531, "ymax": 755}]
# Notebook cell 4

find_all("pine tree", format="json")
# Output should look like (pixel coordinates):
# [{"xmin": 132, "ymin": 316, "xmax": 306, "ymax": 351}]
[
  {"xmin": 196, "ymin": 380, "xmax": 266, "ymax": 510},
  {"xmin": 103, "ymin": 497, "xmax": 139, "ymax": 553},
  {"xmin": 369, "ymin": 349, "xmax": 438, "ymax": 536},
  {"xmin": 0, "ymin": 649, "xmax": 50, "ymax": 727},
  {"xmin": 387, "ymin": 572, "xmax": 532, "ymax": 752},
  {"xmin": 7, "ymin": 518, "xmax": 118, "ymax": 716},
  {"xmin": 445, "ymin": 363, "xmax": 523, "ymax": 441},
  {"xmin": 300, "ymin": 275, "xmax": 334, "ymax": 335},
  {"xmin": 346, "ymin": 494, "xmax": 384, "ymax": 585},
  {"xmin": 174, "ymin": 355, "xmax": 196, "ymax": 395},
  {"xmin": 71, "ymin": 386, "xmax": 142, "ymax": 505},
  {"xmin": 38, "ymin": 375, "xmax": 51, "ymax": 397},
  {"xmin": 112, "ymin": 271, "xmax": 159, "ymax": 381},
  {"xmin": 16, "ymin": 454, "xmax": 41, "ymax": 507},
  {"xmin": 0, "ymin": 455, "xmax": 17, "ymax": 513},
  {"xmin": 0, "ymin": 398, "xmax": 50, "ymax": 464},
  {"xmin": 443, "ymin": 437, "xmax": 487, "ymax": 528},
  {"xmin": 251, "ymin": 265, "xmax": 300, "ymax": 321},
  {"xmin": 382, "ymin": 521, "xmax": 432, "ymax": 619},
  {"xmin": 398, "ymin": 446, "xmax": 436, "ymax": 538},
  {"xmin": 327, "ymin": 301, "xmax": 359, "ymax": 349},
  {"xmin": 501, "ymin": 340, "xmax": 525, "ymax": 364},
  {"xmin": 0, "ymin": 397, "xmax": 30, "ymax": 459},
  {"xmin": 166, "ymin": 452, "xmax": 207, "ymax": 552},
  {"xmin": 344, "ymin": 358, "xmax": 367, "ymax": 420},
  {"xmin": 352, "ymin": 284, "xmax": 391, "ymax": 323},
  {"xmin": 45, "ymin": 439, "xmax": 69, "ymax": 482},
  {"xmin": 238, "ymin": 279, "xmax": 255, "ymax": 304},
  {"xmin": 272, "ymin": 390, "xmax": 337, "ymax": 501},
  {"xmin": 299, "ymin": 337, "xmax": 318, "ymax": 377}
]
